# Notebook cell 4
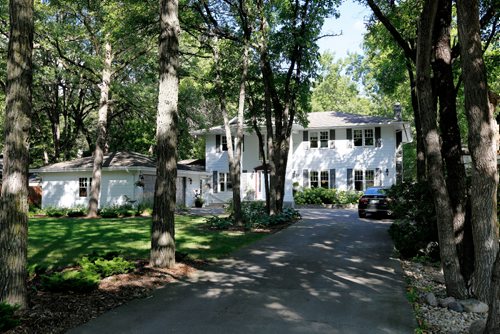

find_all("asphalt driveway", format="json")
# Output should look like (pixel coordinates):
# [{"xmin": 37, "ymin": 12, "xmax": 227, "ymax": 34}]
[{"xmin": 69, "ymin": 209, "xmax": 416, "ymax": 334}]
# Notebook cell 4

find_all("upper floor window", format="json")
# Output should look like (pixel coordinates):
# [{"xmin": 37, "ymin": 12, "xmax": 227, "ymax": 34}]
[
  {"xmin": 79, "ymin": 177, "xmax": 92, "ymax": 197},
  {"xmin": 353, "ymin": 128, "xmax": 375, "ymax": 147},
  {"xmin": 221, "ymin": 136, "xmax": 228, "ymax": 151},
  {"xmin": 310, "ymin": 131, "xmax": 329, "ymax": 149}
]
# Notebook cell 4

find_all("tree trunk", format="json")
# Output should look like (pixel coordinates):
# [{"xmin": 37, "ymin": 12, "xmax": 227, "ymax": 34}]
[
  {"xmin": 150, "ymin": 0, "xmax": 179, "ymax": 269},
  {"xmin": 416, "ymin": 0, "xmax": 467, "ymax": 298},
  {"xmin": 252, "ymin": 117, "xmax": 270, "ymax": 214},
  {"xmin": 457, "ymin": 0, "xmax": 499, "ymax": 303},
  {"xmin": 0, "ymin": 0, "xmax": 34, "ymax": 310},
  {"xmin": 485, "ymin": 248, "xmax": 500, "ymax": 333},
  {"xmin": 432, "ymin": 0, "xmax": 474, "ymax": 287},
  {"xmin": 88, "ymin": 39, "xmax": 112, "ymax": 218}
]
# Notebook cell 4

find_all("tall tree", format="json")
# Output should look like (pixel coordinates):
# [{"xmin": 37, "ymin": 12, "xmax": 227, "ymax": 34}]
[
  {"xmin": 255, "ymin": 0, "xmax": 339, "ymax": 213},
  {"xmin": 457, "ymin": 0, "xmax": 499, "ymax": 303},
  {"xmin": 0, "ymin": 0, "xmax": 34, "ymax": 309},
  {"xmin": 415, "ymin": 0, "xmax": 467, "ymax": 298},
  {"xmin": 88, "ymin": 37, "xmax": 113, "ymax": 217},
  {"xmin": 150, "ymin": 0, "xmax": 179, "ymax": 268}
]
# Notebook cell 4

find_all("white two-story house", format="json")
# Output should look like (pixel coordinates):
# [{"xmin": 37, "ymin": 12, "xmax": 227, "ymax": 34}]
[{"xmin": 196, "ymin": 111, "xmax": 412, "ymax": 206}]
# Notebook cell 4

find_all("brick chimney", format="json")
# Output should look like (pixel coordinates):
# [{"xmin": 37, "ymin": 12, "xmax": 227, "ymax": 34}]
[{"xmin": 393, "ymin": 102, "xmax": 402, "ymax": 121}]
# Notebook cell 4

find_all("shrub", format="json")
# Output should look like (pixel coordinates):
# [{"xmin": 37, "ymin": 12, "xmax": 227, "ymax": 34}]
[
  {"xmin": 99, "ymin": 206, "xmax": 119, "ymax": 218},
  {"xmin": 205, "ymin": 215, "xmax": 234, "ymax": 230},
  {"xmin": 386, "ymin": 182, "xmax": 439, "ymax": 259},
  {"xmin": 294, "ymin": 188, "xmax": 361, "ymax": 205},
  {"xmin": 0, "ymin": 303, "xmax": 20, "ymax": 332},
  {"xmin": 207, "ymin": 202, "xmax": 301, "ymax": 230},
  {"xmin": 45, "ymin": 206, "xmax": 68, "ymax": 217},
  {"xmin": 41, "ymin": 269, "xmax": 100, "ymax": 293},
  {"xmin": 67, "ymin": 205, "xmax": 87, "ymax": 217},
  {"xmin": 80, "ymin": 256, "xmax": 134, "ymax": 277}
]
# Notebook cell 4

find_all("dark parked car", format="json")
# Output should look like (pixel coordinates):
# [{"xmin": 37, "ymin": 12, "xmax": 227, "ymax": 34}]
[{"xmin": 358, "ymin": 187, "xmax": 392, "ymax": 218}]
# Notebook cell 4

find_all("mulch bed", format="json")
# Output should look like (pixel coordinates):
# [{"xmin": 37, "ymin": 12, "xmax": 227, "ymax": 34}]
[
  {"xmin": 6, "ymin": 220, "xmax": 297, "ymax": 333},
  {"xmin": 6, "ymin": 259, "xmax": 200, "ymax": 334}
]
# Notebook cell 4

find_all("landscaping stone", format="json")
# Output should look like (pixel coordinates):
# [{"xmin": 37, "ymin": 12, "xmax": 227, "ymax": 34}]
[
  {"xmin": 468, "ymin": 319, "xmax": 486, "ymax": 334},
  {"xmin": 439, "ymin": 296, "xmax": 456, "ymax": 308},
  {"xmin": 448, "ymin": 301, "xmax": 464, "ymax": 313},
  {"xmin": 460, "ymin": 299, "xmax": 489, "ymax": 314},
  {"xmin": 425, "ymin": 292, "xmax": 438, "ymax": 306}
]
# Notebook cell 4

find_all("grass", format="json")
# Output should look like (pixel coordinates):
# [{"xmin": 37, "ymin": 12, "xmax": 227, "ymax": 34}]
[{"xmin": 28, "ymin": 215, "xmax": 267, "ymax": 270}]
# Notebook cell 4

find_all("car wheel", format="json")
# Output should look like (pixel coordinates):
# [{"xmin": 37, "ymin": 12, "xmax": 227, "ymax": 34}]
[
  {"xmin": 386, "ymin": 210, "xmax": 393, "ymax": 217},
  {"xmin": 358, "ymin": 211, "xmax": 366, "ymax": 218}
]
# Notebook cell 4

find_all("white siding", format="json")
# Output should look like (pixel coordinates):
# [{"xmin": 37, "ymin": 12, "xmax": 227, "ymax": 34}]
[
  {"xmin": 288, "ymin": 126, "xmax": 397, "ymax": 190},
  {"xmin": 41, "ymin": 171, "xmax": 138, "ymax": 209}
]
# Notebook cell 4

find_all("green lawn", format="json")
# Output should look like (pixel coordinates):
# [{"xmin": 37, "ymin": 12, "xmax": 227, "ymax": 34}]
[{"xmin": 29, "ymin": 215, "xmax": 267, "ymax": 270}]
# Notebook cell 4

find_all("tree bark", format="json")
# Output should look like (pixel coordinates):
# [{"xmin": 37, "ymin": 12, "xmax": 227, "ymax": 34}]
[
  {"xmin": 416, "ymin": 0, "xmax": 467, "ymax": 298},
  {"xmin": 484, "ymin": 248, "xmax": 500, "ymax": 333},
  {"xmin": 457, "ymin": 0, "xmax": 499, "ymax": 303},
  {"xmin": 432, "ymin": 0, "xmax": 474, "ymax": 287},
  {"xmin": 0, "ymin": 0, "xmax": 34, "ymax": 310},
  {"xmin": 150, "ymin": 0, "xmax": 179, "ymax": 269},
  {"xmin": 88, "ymin": 38, "xmax": 112, "ymax": 218}
]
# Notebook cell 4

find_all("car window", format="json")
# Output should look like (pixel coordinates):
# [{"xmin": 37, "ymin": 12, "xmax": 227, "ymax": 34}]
[{"xmin": 364, "ymin": 188, "xmax": 386, "ymax": 195}]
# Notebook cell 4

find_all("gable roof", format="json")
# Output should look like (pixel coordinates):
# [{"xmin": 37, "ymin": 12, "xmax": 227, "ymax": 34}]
[
  {"xmin": 306, "ymin": 112, "xmax": 398, "ymax": 129},
  {"xmin": 33, "ymin": 151, "xmax": 206, "ymax": 173},
  {"xmin": 192, "ymin": 111, "xmax": 406, "ymax": 135}
]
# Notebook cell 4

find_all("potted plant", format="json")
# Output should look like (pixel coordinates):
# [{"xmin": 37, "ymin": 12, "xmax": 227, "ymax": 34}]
[{"xmin": 194, "ymin": 193, "xmax": 204, "ymax": 208}]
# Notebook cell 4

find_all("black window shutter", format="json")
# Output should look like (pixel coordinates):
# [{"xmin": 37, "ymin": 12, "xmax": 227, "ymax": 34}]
[
  {"xmin": 346, "ymin": 129, "xmax": 352, "ymax": 148},
  {"xmin": 213, "ymin": 171, "xmax": 218, "ymax": 193},
  {"xmin": 302, "ymin": 169, "xmax": 309, "ymax": 188},
  {"xmin": 330, "ymin": 129, "xmax": 336, "ymax": 149},
  {"xmin": 347, "ymin": 168, "xmax": 353, "ymax": 189},
  {"xmin": 303, "ymin": 131, "xmax": 309, "ymax": 141},
  {"xmin": 329, "ymin": 169, "xmax": 336, "ymax": 188},
  {"xmin": 215, "ymin": 135, "xmax": 221, "ymax": 153},
  {"xmin": 375, "ymin": 127, "xmax": 381, "ymax": 147},
  {"xmin": 242, "ymin": 135, "xmax": 245, "ymax": 152}
]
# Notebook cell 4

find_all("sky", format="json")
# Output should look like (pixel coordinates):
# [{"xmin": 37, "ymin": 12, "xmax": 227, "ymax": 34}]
[{"xmin": 317, "ymin": 1, "xmax": 371, "ymax": 60}]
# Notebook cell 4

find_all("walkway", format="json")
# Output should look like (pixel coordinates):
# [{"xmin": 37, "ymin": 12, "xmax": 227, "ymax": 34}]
[{"xmin": 69, "ymin": 209, "xmax": 416, "ymax": 333}]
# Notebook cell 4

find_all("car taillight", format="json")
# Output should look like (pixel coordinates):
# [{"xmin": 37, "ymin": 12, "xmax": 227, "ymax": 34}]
[{"xmin": 359, "ymin": 198, "xmax": 369, "ymax": 204}]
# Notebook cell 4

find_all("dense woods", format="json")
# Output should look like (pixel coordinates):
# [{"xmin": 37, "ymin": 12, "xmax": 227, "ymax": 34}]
[{"xmin": 0, "ymin": 0, "xmax": 498, "ymax": 331}]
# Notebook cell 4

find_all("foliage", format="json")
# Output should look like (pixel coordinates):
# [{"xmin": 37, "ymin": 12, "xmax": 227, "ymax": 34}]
[
  {"xmin": 0, "ymin": 303, "xmax": 20, "ymax": 332},
  {"xmin": 294, "ymin": 188, "xmax": 361, "ymax": 205},
  {"xmin": 386, "ymin": 182, "xmax": 439, "ymax": 259},
  {"xmin": 40, "ymin": 269, "xmax": 100, "ymax": 293},
  {"xmin": 66, "ymin": 205, "xmax": 87, "ymax": 217},
  {"xmin": 28, "ymin": 215, "xmax": 267, "ymax": 268},
  {"xmin": 208, "ymin": 201, "xmax": 301, "ymax": 230},
  {"xmin": 44, "ymin": 206, "xmax": 68, "ymax": 217},
  {"xmin": 40, "ymin": 255, "xmax": 134, "ymax": 293},
  {"xmin": 79, "ymin": 257, "xmax": 135, "ymax": 277},
  {"xmin": 98, "ymin": 204, "xmax": 136, "ymax": 218}
]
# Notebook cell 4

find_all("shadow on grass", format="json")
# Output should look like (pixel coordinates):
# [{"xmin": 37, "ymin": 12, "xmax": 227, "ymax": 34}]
[{"xmin": 28, "ymin": 216, "xmax": 267, "ymax": 270}]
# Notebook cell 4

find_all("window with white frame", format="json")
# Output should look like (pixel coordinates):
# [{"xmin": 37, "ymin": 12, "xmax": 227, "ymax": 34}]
[
  {"xmin": 310, "ymin": 171, "xmax": 319, "ymax": 188},
  {"xmin": 79, "ymin": 177, "xmax": 92, "ymax": 197},
  {"xmin": 364, "ymin": 129, "xmax": 374, "ymax": 146},
  {"xmin": 354, "ymin": 169, "xmax": 375, "ymax": 191},
  {"xmin": 310, "ymin": 132, "xmax": 319, "ymax": 148},
  {"xmin": 219, "ymin": 173, "xmax": 232, "ymax": 192},
  {"xmin": 320, "ymin": 171, "xmax": 329, "ymax": 188},
  {"xmin": 320, "ymin": 131, "xmax": 329, "ymax": 148},
  {"xmin": 309, "ymin": 131, "xmax": 329, "ymax": 149},
  {"xmin": 309, "ymin": 170, "xmax": 329, "ymax": 188},
  {"xmin": 353, "ymin": 128, "xmax": 375, "ymax": 147}
]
